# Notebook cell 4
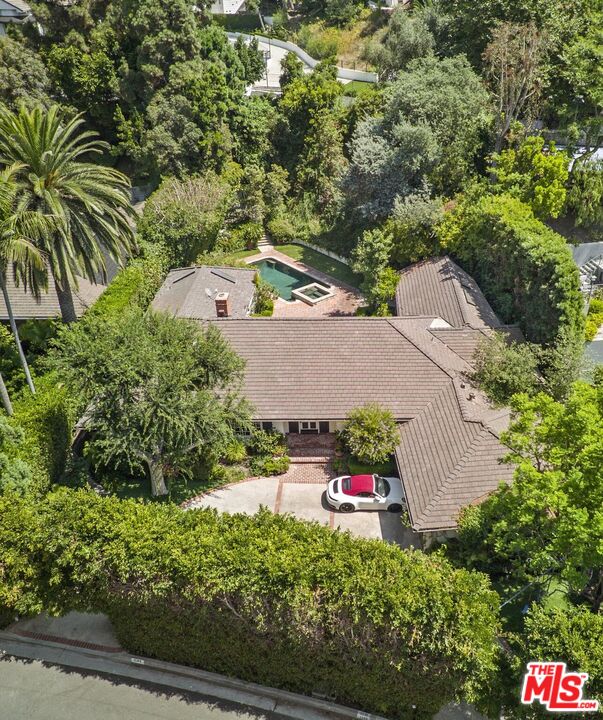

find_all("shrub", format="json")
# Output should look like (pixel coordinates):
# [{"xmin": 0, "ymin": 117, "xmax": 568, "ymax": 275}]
[
  {"xmin": 0, "ymin": 488, "xmax": 501, "ymax": 716},
  {"xmin": 0, "ymin": 416, "xmax": 32, "ymax": 495},
  {"xmin": 9, "ymin": 373, "xmax": 73, "ymax": 493},
  {"xmin": 267, "ymin": 214, "xmax": 298, "ymax": 244},
  {"xmin": 87, "ymin": 242, "xmax": 170, "ymax": 320},
  {"xmin": 253, "ymin": 275, "xmax": 277, "ymax": 317},
  {"xmin": 138, "ymin": 174, "xmax": 231, "ymax": 267},
  {"xmin": 297, "ymin": 25, "xmax": 341, "ymax": 59},
  {"xmin": 340, "ymin": 403, "xmax": 398, "ymax": 464},
  {"xmin": 207, "ymin": 463, "xmax": 246, "ymax": 486},
  {"xmin": 586, "ymin": 296, "xmax": 603, "ymax": 341},
  {"xmin": 249, "ymin": 454, "xmax": 290, "ymax": 476},
  {"xmin": 221, "ymin": 440, "xmax": 247, "ymax": 465},
  {"xmin": 438, "ymin": 193, "xmax": 584, "ymax": 346},
  {"xmin": 247, "ymin": 428, "xmax": 287, "ymax": 457},
  {"xmin": 228, "ymin": 221, "xmax": 263, "ymax": 251}
]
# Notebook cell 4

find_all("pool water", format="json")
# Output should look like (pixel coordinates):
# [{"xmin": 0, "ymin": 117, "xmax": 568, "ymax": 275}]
[{"xmin": 251, "ymin": 259, "xmax": 328, "ymax": 301}]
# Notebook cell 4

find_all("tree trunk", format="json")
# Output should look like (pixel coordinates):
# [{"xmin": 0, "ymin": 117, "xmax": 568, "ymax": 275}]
[
  {"xmin": 53, "ymin": 257, "xmax": 78, "ymax": 324},
  {"xmin": 0, "ymin": 371, "xmax": 12, "ymax": 415},
  {"xmin": 147, "ymin": 456, "xmax": 168, "ymax": 496},
  {"xmin": 1, "ymin": 274, "xmax": 36, "ymax": 395}
]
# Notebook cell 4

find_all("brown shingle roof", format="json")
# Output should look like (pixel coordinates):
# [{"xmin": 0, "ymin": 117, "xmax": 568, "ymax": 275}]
[
  {"xmin": 152, "ymin": 265, "xmax": 256, "ymax": 320},
  {"xmin": 395, "ymin": 257, "xmax": 502, "ymax": 328},
  {"xmin": 429, "ymin": 326, "xmax": 525, "ymax": 364},
  {"xmin": 395, "ymin": 379, "xmax": 514, "ymax": 532},
  {"xmin": 0, "ymin": 268, "xmax": 109, "ymax": 321},
  {"xmin": 214, "ymin": 317, "xmax": 454, "ymax": 421}
]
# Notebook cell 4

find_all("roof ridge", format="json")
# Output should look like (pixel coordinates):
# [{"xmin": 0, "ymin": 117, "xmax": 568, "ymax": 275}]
[
  {"xmin": 415, "ymin": 425, "xmax": 490, "ymax": 528},
  {"xmin": 386, "ymin": 318, "xmax": 456, "ymax": 379},
  {"xmin": 445, "ymin": 257, "xmax": 472, "ymax": 327}
]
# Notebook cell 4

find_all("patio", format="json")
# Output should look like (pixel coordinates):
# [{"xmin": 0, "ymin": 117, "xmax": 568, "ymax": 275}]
[{"xmin": 245, "ymin": 246, "xmax": 364, "ymax": 317}]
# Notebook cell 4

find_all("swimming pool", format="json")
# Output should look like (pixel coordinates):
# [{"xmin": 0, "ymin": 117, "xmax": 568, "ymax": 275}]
[{"xmin": 251, "ymin": 258, "xmax": 330, "ymax": 301}]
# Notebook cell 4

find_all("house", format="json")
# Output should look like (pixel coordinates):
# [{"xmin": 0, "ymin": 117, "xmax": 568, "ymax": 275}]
[
  {"xmin": 151, "ymin": 265, "xmax": 257, "ymax": 320},
  {"xmin": 214, "ymin": 315, "xmax": 516, "ymax": 543},
  {"xmin": 0, "ymin": 258, "xmax": 119, "ymax": 321},
  {"xmin": 0, "ymin": 0, "xmax": 31, "ymax": 33},
  {"xmin": 152, "ymin": 257, "xmax": 519, "ymax": 542},
  {"xmin": 210, "ymin": 0, "xmax": 247, "ymax": 14}
]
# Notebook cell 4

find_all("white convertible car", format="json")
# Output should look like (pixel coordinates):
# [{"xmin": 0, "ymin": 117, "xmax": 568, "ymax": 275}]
[{"xmin": 326, "ymin": 474, "xmax": 406, "ymax": 513}]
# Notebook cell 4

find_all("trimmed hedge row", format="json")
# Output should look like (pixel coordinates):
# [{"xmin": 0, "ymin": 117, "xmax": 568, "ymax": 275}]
[
  {"xmin": 0, "ymin": 488, "xmax": 501, "ymax": 718},
  {"xmin": 8, "ymin": 374, "xmax": 73, "ymax": 493},
  {"xmin": 439, "ymin": 193, "xmax": 584, "ymax": 346}
]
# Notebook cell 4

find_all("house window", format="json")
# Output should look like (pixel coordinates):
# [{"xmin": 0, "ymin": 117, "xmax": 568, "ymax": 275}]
[
  {"xmin": 300, "ymin": 421, "xmax": 318, "ymax": 434},
  {"xmin": 261, "ymin": 421, "xmax": 273, "ymax": 431}
]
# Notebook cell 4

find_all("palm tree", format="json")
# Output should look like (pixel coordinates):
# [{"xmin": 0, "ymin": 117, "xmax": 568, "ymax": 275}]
[
  {"xmin": 0, "ymin": 104, "xmax": 136, "ymax": 323},
  {"xmin": 0, "ymin": 166, "xmax": 50, "ymax": 395},
  {"xmin": 0, "ymin": 371, "xmax": 12, "ymax": 415}
]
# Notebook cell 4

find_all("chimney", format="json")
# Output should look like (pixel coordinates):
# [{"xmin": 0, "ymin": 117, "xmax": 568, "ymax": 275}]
[{"xmin": 215, "ymin": 292, "xmax": 230, "ymax": 318}]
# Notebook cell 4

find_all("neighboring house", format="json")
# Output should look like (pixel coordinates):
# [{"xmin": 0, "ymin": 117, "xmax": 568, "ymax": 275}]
[
  {"xmin": 571, "ymin": 241, "xmax": 603, "ymax": 293},
  {"xmin": 152, "ymin": 265, "xmax": 257, "ymax": 320},
  {"xmin": 155, "ymin": 257, "xmax": 519, "ymax": 543},
  {"xmin": 0, "ymin": 256, "xmax": 119, "ymax": 321},
  {"xmin": 210, "ymin": 0, "xmax": 247, "ymax": 13},
  {"xmin": 0, "ymin": 0, "xmax": 31, "ymax": 33}
]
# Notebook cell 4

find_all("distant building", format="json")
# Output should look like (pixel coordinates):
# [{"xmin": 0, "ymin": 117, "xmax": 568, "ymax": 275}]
[
  {"xmin": 0, "ymin": 0, "xmax": 31, "ymax": 33},
  {"xmin": 151, "ymin": 265, "xmax": 257, "ymax": 320},
  {"xmin": 0, "ymin": 254, "xmax": 120, "ymax": 321},
  {"xmin": 210, "ymin": 0, "xmax": 247, "ymax": 14}
]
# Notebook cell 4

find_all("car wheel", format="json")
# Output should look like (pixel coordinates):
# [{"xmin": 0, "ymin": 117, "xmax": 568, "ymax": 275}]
[
  {"xmin": 388, "ymin": 503, "xmax": 403, "ymax": 513},
  {"xmin": 339, "ymin": 503, "xmax": 355, "ymax": 513}
]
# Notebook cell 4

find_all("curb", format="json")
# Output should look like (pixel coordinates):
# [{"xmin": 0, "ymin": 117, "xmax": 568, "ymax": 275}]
[{"xmin": 0, "ymin": 631, "xmax": 389, "ymax": 720}]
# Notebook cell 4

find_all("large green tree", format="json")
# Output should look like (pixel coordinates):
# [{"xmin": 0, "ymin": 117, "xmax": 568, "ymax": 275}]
[
  {"xmin": 345, "ymin": 55, "xmax": 490, "ymax": 217},
  {"xmin": 47, "ymin": 308, "xmax": 251, "ymax": 496},
  {"xmin": 457, "ymin": 383, "xmax": 603, "ymax": 612},
  {"xmin": 0, "ymin": 36, "xmax": 53, "ymax": 110},
  {"xmin": 0, "ymin": 104, "xmax": 135, "ymax": 323}
]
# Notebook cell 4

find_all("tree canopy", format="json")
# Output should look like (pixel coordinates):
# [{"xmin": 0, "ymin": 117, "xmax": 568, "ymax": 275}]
[{"xmin": 46, "ymin": 308, "xmax": 251, "ymax": 495}]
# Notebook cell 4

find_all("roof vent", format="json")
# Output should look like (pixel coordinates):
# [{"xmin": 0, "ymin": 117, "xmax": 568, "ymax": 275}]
[{"xmin": 211, "ymin": 268, "xmax": 237, "ymax": 284}]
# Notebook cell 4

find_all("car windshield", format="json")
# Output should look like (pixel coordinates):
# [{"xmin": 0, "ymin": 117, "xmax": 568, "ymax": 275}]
[{"xmin": 374, "ymin": 476, "xmax": 391, "ymax": 497}]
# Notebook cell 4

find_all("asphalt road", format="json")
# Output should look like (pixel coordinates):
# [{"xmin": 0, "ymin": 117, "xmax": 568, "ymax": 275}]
[{"xmin": 0, "ymin": 656, "xmax": 282, "ymax": 720}]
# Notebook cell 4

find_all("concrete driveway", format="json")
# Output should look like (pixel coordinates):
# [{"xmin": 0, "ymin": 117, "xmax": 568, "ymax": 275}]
[{"xmin": 185, "ymin": 464, "xmax": 419, "ymax": 549}]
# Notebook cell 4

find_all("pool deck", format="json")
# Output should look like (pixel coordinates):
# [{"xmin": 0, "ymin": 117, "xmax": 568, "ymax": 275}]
[{"xmin": 245, "ymin": 246, "xmax": 364, "ymax": 317}]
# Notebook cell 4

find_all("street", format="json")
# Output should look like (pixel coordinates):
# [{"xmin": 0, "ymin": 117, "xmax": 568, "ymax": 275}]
[{"xmin": 0, "ymin": 656, "xmax": 282, "ymax": 720}]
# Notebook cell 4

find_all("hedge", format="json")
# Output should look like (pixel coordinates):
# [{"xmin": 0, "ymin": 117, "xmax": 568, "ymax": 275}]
[
  {"xmin": 8, "ymin": 373, "xmax": 73, "ymax": 494},
  {"xmin": 0, "ymin": 488, "xmax": 501, "ymax": 718},
  {"xmin": 439, "ymin": 194, "xmax": 584, "ymax": 346}
]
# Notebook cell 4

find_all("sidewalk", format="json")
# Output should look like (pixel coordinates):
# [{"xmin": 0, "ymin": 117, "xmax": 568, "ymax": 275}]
[{"xmin": 0, "ymin": 615, "xmax": 388, "ymax": 720}]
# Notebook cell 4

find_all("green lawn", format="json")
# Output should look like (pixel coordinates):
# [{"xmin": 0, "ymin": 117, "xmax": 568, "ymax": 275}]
[
  {"xmin": 342, "ymin": 80, "xmax": 374, "ymax": 97},
  {"xmin": 276, "ymin": 243, "xmax": 361, "ymax": 288}
]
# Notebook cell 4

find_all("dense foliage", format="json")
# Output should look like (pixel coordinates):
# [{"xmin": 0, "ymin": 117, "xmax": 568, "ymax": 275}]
[
  {"xmin": 439, "ymin": 193, "xmax": 584, "ymax": 346},
  {"xmin": 46, "ymin": 308, "xmax": 250, "ymax": 496},
  {"xmin": 0, "ymin": 488, "xmax": 501, "ymax": 717},
  {"xmin": 139, "ymin": 174, "xmax": 231, "ymax": 267},
  {"xmin": 456, "ymin": 383, "xmax": 603, "ymax": 613},
  {"xmin": 340, "ymin": 403, "xmax": 398, "ymax": 464}
]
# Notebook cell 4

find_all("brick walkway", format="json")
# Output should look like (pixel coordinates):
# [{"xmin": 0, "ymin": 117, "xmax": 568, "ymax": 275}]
[{"xmin": 245, "ymin": 247, "xmax": 363, "ymax": 317}]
